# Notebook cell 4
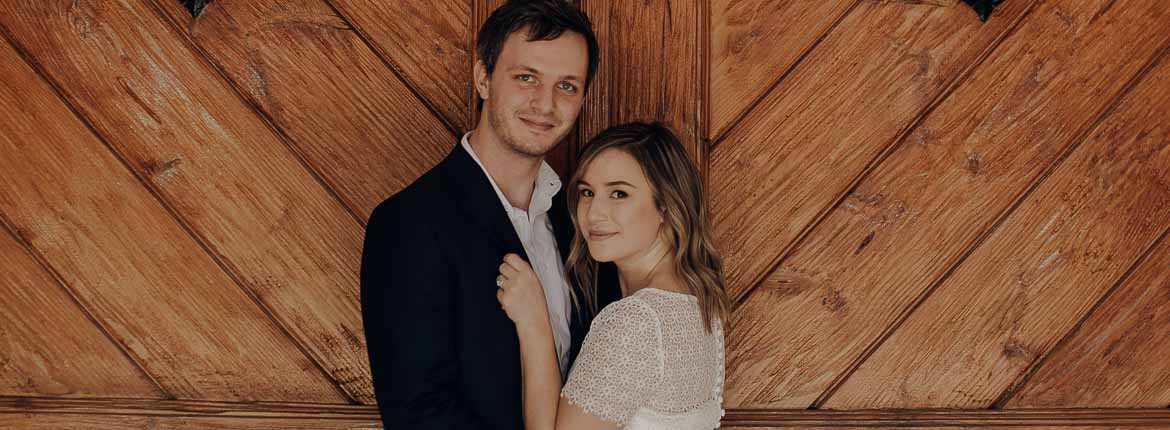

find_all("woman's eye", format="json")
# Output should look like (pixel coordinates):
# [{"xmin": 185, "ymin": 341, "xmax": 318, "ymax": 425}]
[
  {"xmin": 579, "ymin": 189, "xmax": 593, "ymax": 197},
  {"xmin": 610, "ymin": 190, "xmax": 627, "ymax": 199},
  {"xmin": 517, "ymin": 74, "xmax": 534, "ymax": 82},
  {"xmin": 558, "ymin": 82, "xmax": 577, "ymax": 93}
]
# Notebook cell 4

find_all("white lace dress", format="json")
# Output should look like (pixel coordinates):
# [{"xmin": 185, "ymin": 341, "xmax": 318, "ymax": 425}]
[{"xmin": 561, "ymin": 288, "xmax": 725, "ymax": 429}]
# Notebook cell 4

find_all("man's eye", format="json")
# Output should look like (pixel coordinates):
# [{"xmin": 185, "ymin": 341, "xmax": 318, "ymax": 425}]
[
  {"xmin": 579, "ymin": 189, "xmax": 593, "ymax": 197},
  {"xmin": 517, "ymin": 74, "xmax": 534, "ymax": 82},
  {"xmin": 610, "ymin": 190, "xmax": 627, "ymax": 199}
]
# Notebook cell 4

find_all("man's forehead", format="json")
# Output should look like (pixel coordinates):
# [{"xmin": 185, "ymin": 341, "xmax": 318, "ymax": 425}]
[{"xmin": 497, "ymin": 30, "xmax": 588, "ymax": 78}]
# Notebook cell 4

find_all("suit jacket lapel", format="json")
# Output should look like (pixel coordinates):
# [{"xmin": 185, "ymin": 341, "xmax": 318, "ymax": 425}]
[{"xmin": 439, "ymin": 142, "xmax": 528, "ymax": 262}]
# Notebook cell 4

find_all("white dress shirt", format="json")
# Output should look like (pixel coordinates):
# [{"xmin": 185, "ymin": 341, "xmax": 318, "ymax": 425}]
[{"xmin": 461, "ymin": 133, "xmax": 574, "ymax": 377}]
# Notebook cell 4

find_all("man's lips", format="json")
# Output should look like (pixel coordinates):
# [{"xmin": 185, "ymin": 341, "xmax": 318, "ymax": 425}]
[{"xmin": 519, "ymin": 116, "xmax": 556, "ymax": 131}]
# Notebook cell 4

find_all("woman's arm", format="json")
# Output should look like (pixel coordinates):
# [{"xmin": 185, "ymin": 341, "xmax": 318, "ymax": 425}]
[
  {"xmin": 497, "ymin": 254, "xmax": 623, "ymax": 430},
  {"xmin": 496, "ymin": 253, "xmax": 561, "ymax": 430}
]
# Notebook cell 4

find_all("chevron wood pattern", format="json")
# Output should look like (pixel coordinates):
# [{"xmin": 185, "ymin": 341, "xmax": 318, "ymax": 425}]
[{"xmin": 1, "ymin": 0, "xmax": 1168, "ymax": 427}]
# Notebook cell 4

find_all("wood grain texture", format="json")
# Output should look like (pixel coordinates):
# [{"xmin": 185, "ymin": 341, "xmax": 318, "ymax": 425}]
[
  {"xmin": 709, "ymin": 0, "xmax": 858, "ymax": 139},
  {"xmin": 0, "ymin": 0, "xmax": 369, "ymax": 402},
  {"xmin": 327, "ymin": 0, "xmax": 470, "ymax": 131},
  {"xmin": 0, "ymin": 225, "xmax": 160, "ymax": 398},
  {"xmin": 1002, "ymin": 86, "xmax": 1170, "ymax": 409},
  {"xmin": 0, "ymin": 35, "xmax": 342, "ymax": 402},
  {"xmin": 0, "ymin": 397, "xmax": 381, "ymax": 429},
  {"xmin": 726, "ymin": 0, "xmax": 1170, "ymax": 410},
  {"xmin": 710, "ymin": 0, "xmax": 1034, "ymax": 304},
  {"xmin": 158, "ymin": 0, "xmax": 454, "ymax": 222},
  {"xmin": 721, "ymin": 408, "xmax": 1170, "ymax": 428},
  {"xmin": 824, "ymin": 0, "xmax": 1170, "ymax": 408},
  {"xmin": 577, "ymin": 0, "xmax": 705, "ymax": 166}
]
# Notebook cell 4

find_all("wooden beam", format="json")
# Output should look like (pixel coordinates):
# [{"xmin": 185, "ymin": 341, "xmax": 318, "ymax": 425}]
[
  {"xmin": 709, "ymin": 0, "xmax": 1036, "ymax": 303},
  {"xmin": 0, "ymin": 222, "xmax": 162, "ymax": 398},
  {"xmin": 3, "ymin": 398, "xmax": 1170, "ymax": 429},
  {"xmin": 149, "ymin": 0, "xmax": 457, "ymax": 222},
  {"xmin": 721, "ymin": 408, "xmax": 1170, "ymax": 428},
  {"xmin": 576, "ymin": 0, "xmax": 706, "ymax": 169},
  {"xmin": 0, "ymin": 25, "xmax": 345, "ymax": 402},
  {"xmin": 823, "ymin": 1, "xmax": 1170, "ymax": 408},
  {"xmin": 320, "ymin": 0, "xmax": 470, "ymax": 133},
  {"xmin": 709, "ymin": 0, "xmax": 861, "ymax": 140}
]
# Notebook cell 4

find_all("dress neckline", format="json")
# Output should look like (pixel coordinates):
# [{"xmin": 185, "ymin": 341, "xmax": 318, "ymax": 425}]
[{"xmin": 634, "ymin": 287, "xmax": 698, "ymax": 301}]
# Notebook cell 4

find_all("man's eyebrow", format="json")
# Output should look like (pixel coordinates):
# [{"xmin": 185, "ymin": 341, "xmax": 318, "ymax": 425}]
[{"xmin": 507, "ymin": 65, "xmax": 582, "ymax": 82}]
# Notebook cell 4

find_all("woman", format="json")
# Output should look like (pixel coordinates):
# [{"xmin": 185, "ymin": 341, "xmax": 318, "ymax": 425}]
[{"xmin": 496, "ymin": 122, "xmax": 730, "ymax": 429}]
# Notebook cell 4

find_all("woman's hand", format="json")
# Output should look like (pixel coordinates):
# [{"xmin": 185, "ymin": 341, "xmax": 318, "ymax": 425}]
[{"xmin": 496, "ymin": 253, "xmax": 550, "ymax": 330}]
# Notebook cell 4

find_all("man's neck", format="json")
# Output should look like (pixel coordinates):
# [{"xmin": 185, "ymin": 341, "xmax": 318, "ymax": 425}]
[{"xmin": 468, "ymin": 127, "xmax": 542, "ymax": 212}]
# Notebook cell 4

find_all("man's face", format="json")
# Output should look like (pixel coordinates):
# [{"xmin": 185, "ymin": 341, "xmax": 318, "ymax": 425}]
[{"xmin": 477, "ymin": 29, "xmax": 588, "ymax": 157}]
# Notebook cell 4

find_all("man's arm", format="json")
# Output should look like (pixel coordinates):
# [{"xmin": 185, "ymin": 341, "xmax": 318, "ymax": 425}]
[{"xmin": 360, "ymin": 200, "xmax": 488, "ymax": 428}]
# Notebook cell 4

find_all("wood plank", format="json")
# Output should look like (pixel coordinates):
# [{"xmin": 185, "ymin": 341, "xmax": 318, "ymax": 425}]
[
  {"xmin": 0, "ymin": 1, "xmax": 368, "ymax": 402},
  {"xmin": 4, "ymin": 399, "xmax": 1170, "ymax": 430},
  {"xmin": 0, "ymin": 416, "xmax": 380, "ymax": 430},
  {"xmin": 0, "ymin": 36, "xmax": 343, "ymax": 402},
  {"xmin": 0, "ymin": 225, "xmax": 161, "ymax": 398},
  {"xmin": 721, "ymin": 408, "xmax": 1170, "ymax": 428},
  {"xmin": 152, "ymin": 0, "xmax": 454, "ymax": 221},
  {"xmin": 577, "ymin": 0, "xmax": 705, "ymax": 166},
  {"xmin": 1003, "ymin": 181, "xmax": 1170, "ymax": 405},
  {"xmin": 708, "ymin": 0, "xmax": 1035, "ymax": 302},
  {"xmin": 726, "ymin": 0, "xmax": 1170, "ymax": 409},
  {"xmin": 824, "ymin": 4, "xmax": 1170, "ymax": 408},
  {"xmin": 327, "ymin": 0, "xmax": 470, "ymax": 131},
  {"xmin": 709, "ymin": 0, "xmax": 859, "ymax": 139}
]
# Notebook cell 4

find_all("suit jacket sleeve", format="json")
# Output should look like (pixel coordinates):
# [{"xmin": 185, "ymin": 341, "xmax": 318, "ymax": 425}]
[{"xmin": 360, "ymin": 199, "xmax": 489, "ymax": 428}]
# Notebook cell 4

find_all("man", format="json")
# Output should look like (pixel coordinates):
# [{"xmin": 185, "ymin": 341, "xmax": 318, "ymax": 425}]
[{"xmin": 359, "ymin": 1, "xmax": 617, "ymax": 428}]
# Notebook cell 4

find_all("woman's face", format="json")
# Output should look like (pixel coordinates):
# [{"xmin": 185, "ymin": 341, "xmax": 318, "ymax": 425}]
[{"xmin": 575, "ymin": 148, "xmax": 664, "ymax": 264}]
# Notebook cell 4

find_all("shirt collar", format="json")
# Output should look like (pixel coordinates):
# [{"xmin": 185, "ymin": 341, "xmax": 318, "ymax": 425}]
[{"xmin": 460, "ymin": 132, "xmax": 562, "ymax": 218}]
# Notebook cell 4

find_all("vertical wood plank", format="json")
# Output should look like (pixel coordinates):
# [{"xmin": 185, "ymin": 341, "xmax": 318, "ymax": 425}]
[
  {"xmin": 709, "ymin": 0, "xmax": 1035, "ymax": 303},
  {"xmin": 709, "ymin": 0, "xmax": 859, "ymax": 139},
  {"xmin": 0, "ymin": 0, "xmax": 370, "ymax": 402},
  {"xmin": 153, "ymin": 0, "xmax": 454, "ymax": 222},
  {"xmin": 577, "ymin": 0, "xmax": 705, "ymax": 168},
  {"xmin": 723, "ymin": 0, "xmax": 1170, "ymax": 408},
  {"xmin": 321, "ymin": 0, "xmax": 470, "ymax": 132},
  {"xmin": 0, "ymin": 224, "xmax": 161, "ymax": 398},
  {"xmin": 824, "ymin": 6, "xmax": 1170, "ymax": 406},
  {"xmin": 0, "ymin": 35, "xmax": 344, "ymax": 402}
]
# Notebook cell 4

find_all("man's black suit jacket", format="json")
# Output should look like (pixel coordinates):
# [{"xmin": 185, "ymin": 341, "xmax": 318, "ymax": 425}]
[{"xmin": 360, "ymin": 141, "xmax": 619, "ymax": 429}]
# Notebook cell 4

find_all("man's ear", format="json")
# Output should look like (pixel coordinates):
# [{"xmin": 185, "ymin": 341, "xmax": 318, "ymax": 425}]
[{"xmin": 474, "ymin": 59, "xmax": 490, "ymax": 101}]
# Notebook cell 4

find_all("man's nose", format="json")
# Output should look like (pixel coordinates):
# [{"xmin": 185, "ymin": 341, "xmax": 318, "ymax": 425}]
[{"xmin": 530, "ymin": 83, "xmax": 554, "ymax": 114}]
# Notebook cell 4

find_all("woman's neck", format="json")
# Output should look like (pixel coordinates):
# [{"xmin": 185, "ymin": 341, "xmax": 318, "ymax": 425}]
[{"xmin": 615, "ymin": 238, "xmax": 687, "ymax": 297}]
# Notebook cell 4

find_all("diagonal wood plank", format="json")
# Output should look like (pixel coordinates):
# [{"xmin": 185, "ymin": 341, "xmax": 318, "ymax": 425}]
[
  {"xmin": 1002, "ymin": 171, "xmax": 1170, "ymax": 406},
  {"xmin": 152, "ymin": 0, "xmax": 453, "ymax": 222},
  {"xmin": 709, "ymin": 0, "xmax": 1036, "ymax": 303},
  {"xmin": 709, "ymin": 0, "xmax": 860, "ymax": 140},
  {"xmin": 577, "ymin": 0, "xmax": 705, "ymax": 165},
  {"xmin": 0, "ymin": 34, "xmax": 343, "ymax": 402},
  {"xmin": 0, "ymin": 222, "xmax": 161, "ymax": 398},
  {"xmin": 725, "ymin": 0, "xmax": 1170, "ymax": 409},
  {"xmin": 0, "ymin": 1, "xmax": 370, "ymax": 402},
  {"xmin": 824, "ymin": 4, "xmax": 1170, "ymax": 407},
  {"xmin": 326, "ymin": 0, "xmax": 470, "ymax": 131}
]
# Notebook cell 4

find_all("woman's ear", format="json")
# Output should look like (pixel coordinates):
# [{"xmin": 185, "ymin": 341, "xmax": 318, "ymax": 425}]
[{"xmin": 474, "ymin": 60, "xmax": 490, "ymax": 101}]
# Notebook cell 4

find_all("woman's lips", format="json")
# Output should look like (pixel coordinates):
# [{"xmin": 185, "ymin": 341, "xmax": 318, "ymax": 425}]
[{"xmin": 588, "ymin": 232, "xmax": 617, "ymax": 241}]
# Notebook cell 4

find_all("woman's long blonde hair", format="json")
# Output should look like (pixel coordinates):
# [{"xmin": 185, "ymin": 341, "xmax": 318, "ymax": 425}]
[{"xmin": 565, "ymin": 122, "xmax": 730, "ymax": 333}]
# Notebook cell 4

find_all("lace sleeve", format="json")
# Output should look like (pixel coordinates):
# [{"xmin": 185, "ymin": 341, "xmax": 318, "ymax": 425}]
[{"xmin": 561, "ymin": 298, "xmax": 662, "ymax": 425}]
